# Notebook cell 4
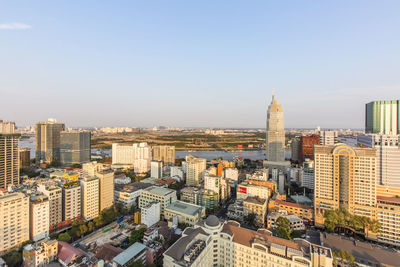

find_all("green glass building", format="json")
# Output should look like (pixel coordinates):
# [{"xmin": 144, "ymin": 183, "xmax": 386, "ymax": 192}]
[{"xmin": 366, "ymin": 100, "xmax": 400, "ymax": 135}]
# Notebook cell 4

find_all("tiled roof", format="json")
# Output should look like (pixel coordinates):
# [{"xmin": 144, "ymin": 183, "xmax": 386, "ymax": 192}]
[
  {"xmin": 58, "ymin": 241, "xmax": 84, "ymax": 265},
  {"xmin": 95, "ymin": 244, "xmax": 123, "ymax": 262}
]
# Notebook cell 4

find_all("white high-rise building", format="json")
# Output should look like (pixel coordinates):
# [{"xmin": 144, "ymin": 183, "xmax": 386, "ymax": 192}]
[
  {"xmin": 318, "ymin": 130, "xmax": 338, "ymax": 145},
  {"xmin": 185, "ymin": 155, "xmax": 206, "ymax": 186},
  {"xmin": 358, "ymin": 134, "xmax": 400, "ymax": 187},
  {"xmin": 112, "ymin": 143, "xmax": 135, "ymax": 166},
  {"xmin": 223, "ymin": 167, "xmax": 239, "ymax": 181},
  {"xmin": 37, "ymin": 184, "xmax": 62, "ymax": 228},
  {"xmin": 151, "ymin": 161, "xmax": 163, "ymax": 178},
  {"xmin": 30, "ymin": 194, "xmax": 50, "ymax": 242},
  {"xmin": 80, "ymin": 176, "xmax": 99, "ymax": 219},
  {"xmin": 133, "ymin": 143, "xmax": 152, "ymax": 173}
]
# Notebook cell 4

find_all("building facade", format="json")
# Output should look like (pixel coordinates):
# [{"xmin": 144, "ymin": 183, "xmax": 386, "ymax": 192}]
[
  {"xmin": 243, "ymin": 196, "xmax": 267, "ymax": 226},
  {"xmin": 97, "ymin": 169, "xmax": 114, "ymax": 211},
  {"xmin": 151, "ymin": 161, "xmax": 163, "ymax": 178},
  {"xmin": 266, "ymin": 95, "xmax": 285, "ymax": 162},
  {"xmin": 80, "ymin": 176, "xmax": 99, "ymax": 220},
  {"xmin": 164, "ymin": 200, "xmax": 205, "ymax": 226},
  {"xmin": 141, "ymin": 202, "xmax": 161, "ymax": 227},
  {"xmin": 152, "ymin": 145, "xmax": 175, "ymax": 165},
  {"xmin": 60, "ymin": 131, "xmax": 91, "ymax": 166},
  {"xmin": 366, "ymin": 100, "xmax": 400, "ymax": 135},
  {"xmin": 35, "ymin": 119, "xmax": 65, "ymax": 163},
  {"xmin": 62, "ymin": 182, "xmax": 81, "ymax": 221},
  {"xmin": 38, "ymin": 184, "xmax": 63, "ymax": 228},
  {"xmin": 139, "ymin": 186, "xmax": 177, "ymax": 216},
  {"xmin": 0, "ymin": 131, "xmax": 20, "ymax": 189},
  {"xmin": 318, "ymin": 131, "xmax": 338, "ymax": 146},
  {"xmin": 29, "ymin": 194, "xmax": 50, "ymax": 241},
  {"xmin": 185, "ymin": 155, "xmax": 206, "ymax": 186},
  {"xmin": 301, "ymin": 135, "xmax": 319, "ymax": 162}
]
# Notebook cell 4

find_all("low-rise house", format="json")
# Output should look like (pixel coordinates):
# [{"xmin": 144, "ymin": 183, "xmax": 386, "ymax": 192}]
[
  {"xmin": 112, "ymin": 242, "xmax": 148, "ymax": 267},
  {"xmin": 267, "ymin": 210, "xmax": 305, "ymax": 231},
  {"xmin": 23, "ymin": 240, "xmax": 58, "ymax": 267},
  {"xmin": 58, "ymin": 241, "xmax": 84, "ymax": 266}
]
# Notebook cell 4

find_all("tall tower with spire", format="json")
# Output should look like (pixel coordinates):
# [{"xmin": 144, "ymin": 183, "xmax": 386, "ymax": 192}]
[{"xmin": 266, "ymin": 94, "xmax": 285, "ymax": 162}]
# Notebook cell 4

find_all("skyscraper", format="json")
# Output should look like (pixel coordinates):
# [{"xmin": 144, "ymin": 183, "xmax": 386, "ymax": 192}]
[
  {"xmin": 366, "ymin": 100, "xmax": 400, "ymax": 135},
  {"xmin": 314, "ymin": 144, "xmax": 377, "ymax": 225},
  {"xmin": 0, "ymin": 120, "xmax": 20, "ymax": 189},
  {"xmin": 185, "ymin": 155, "xmax": 207, "ymax": 186},
  {"xmin": 35, "ymin": 119, "xmax": 65, "ymax": 163},
  {"xmin": 152, "ymin": 145, "xmax": 175, "ymax": 165},
  {"xmin": 60, "ymin": 131, "xmax": 91, "ymax": 166},
  {"xmin": 266, "ymin": 95, "xmax": 285, "ymax": 162}
]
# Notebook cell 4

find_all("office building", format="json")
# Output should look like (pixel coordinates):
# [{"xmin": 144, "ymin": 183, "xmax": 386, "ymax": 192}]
[
  {"xmin": 243, "ymin": 196, "xmax": 267, "ymax": 226},
  {"xmin": 97, "ymin": 169, "xmax": 114, "ymax": 211},
  {"xmin": 0, "ymin": 192, "xmax": 30, "ymax": 252},
  {"xmin": 301, "ymin": 134, "xmax": 319, "ymax": 162},
  {"xmin": 204, "ymin": 174, "xmax": 230, "ymax": 202},
  {"xmin": 314, "ymin": 144, "xmax": 377, "ymax": 225},
  {"xmin": 37, "ymin": 184, "xmax": 63, "ymax": 228},
  {"xmin": 62, "ymin": 181, "xmax": 81, "ymax": 221},
  {"xmin": 180, "ymin": 186, "xmax": 201, "ymax": 205},
  {"xmin": 151, "ymin": 161, "xmax": 163, "ymax": 178},
  {"xmin": 0, "ymin": 123, "xmax": 20, "ymax": 189},
  {"xmin": 29, "ymin": 194, "xmax": 50, "ymax": 241},
  {"xmin": 152, "ymin": 145, "xmax": 175, "ymax": 165},
  {"xmin": 163, "ymin": 215, "xmax": 333, "ymax": 267},
  {"xmin": 139, "ymin": 186, "xmax": 177, "ymax": 216},
  {"xmin": 318, "ymin": 131, "xmax": 338, "ymax": 145},
  {"xmin": 358, "ymin": 134, "xmax": 400, "ymax": 187},
  {"xmin": 185, "ymin": 155, "xmax": 206, "ymax": 186},
  {"xmin": 112, "ymin": 143, "xmax": 135, "ymax": 166},
  {"xmin": 291, "ymin": 136, "xmax": 301, "ymax": 162},
  {"xmin": 19, "ymin": 148, "xmax": 31, "ymax": 168},
  {"xmin": 366, "ymin": 100, "xmax": 400, "ymax": 135},
  {"xmin": 60, "ymin": 131, "xmax": 91, "ymax": 166},
  {"xmin": 35, "ymin": 119, "xmax": 65, "ymax": 163},
  {"xmin": 237, "ymin": 181, "xmax": 270, "ymax": 200},
  {"xmin": 141, "ymin": 202, "xmax": 161, "ymax": 227},
  {"xmin": 164, "ymin": 200, "xmax": 205, "ymax": 226},
  {"xmin": 80, "ymin": 176, "xmax": 99, "ymax": 220},
  {"xmin": 266, "ymin": 94, "xmax": 285, "ymax": 162}
]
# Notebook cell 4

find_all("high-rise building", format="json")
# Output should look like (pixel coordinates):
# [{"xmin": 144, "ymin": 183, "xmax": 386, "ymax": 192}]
[
  {"xmin": 301, "ymin": 134, "xmax": 319, "ymax": 162},
  {"xmin": 185, "ymin": 155, "xmax": 206, "ymax": 186},
  {"xmin": 223, "ymin": 167, "xmax": 239, "ymax": 181},
  {"xmin": 0, "ymin": 192, "xmax": 30, "ymax": 252},
  {"xmin": 358, "ymin": 134, "xmax": 400, "ymax": 187},
  {"xmin": 366, "ymin": 100, "xmax": 400, "ymax": 135},
  {"xmin": 163, "ymin": 216, "xmax": 333, "ymax": 267},
  {"xmin": 82, "ymin": 161, "xmax": 108, "ymax": 176},
  {"xmin": 29, "ymin": 194, "xmax": 50, "ymax": 241},
  {"xmin": 0, "ymin": 121, "xmax": 20, "ymax": 189},
  {"xmin": 318, "ymin": 131, "xmax": 338, "ymax": 145},
  {"xmin": 150, "ymin": 161, "xmax": 163, "ymax": 178},
  {"xmin": 80, "ymin": 176, "xmax": 99, "ymax": 220},
  {"xmin": 133, "ymin": 143, "xmax": 152, "ymax": 174},
  {"xmin": 152, "ymin": 145, "xmax": 175, "ymax": 165},
  {"xmin": 37, "ymin": 184, "xmax": 63, "ymax": 228},
  {"xmin": 62, "ymin": 181, "xmax": 81, "ymax": 221},
  {"xmin": 291, "ymin": 136, "xmax": 301, "ymax": 162},
  {"xmin": 19, "ymin": 148, "xmax": 31, "ymax": 168},
  {"xmin": 97, "ymin": 169, "xmax": 114, "ymax": 211},
  {"xmin": 266, "ymin": 95, "xmax": 285, "ymax": 162},
  {"xmin": 60, "ymin": 131, "xmax": 91, "ymax": 166},
  {"xmin": 112, "ymin": 143, "xmax": 135, "ymax": 166},
  {"xmin": 35, "ymin": 119, "xmax": 65, "ymax": 163},
  {"xmin": 243, "ymin": 196, "xmax": 267, "ymax": 226},
  {"xmin": 314, "ymin": 144, "xmax": 377, "ymax": 225}
]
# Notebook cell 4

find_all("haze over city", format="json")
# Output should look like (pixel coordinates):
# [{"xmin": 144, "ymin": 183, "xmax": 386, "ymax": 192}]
[{"xmin": 1, "ymin": 1, "xmax": 400, "ymax": 128}]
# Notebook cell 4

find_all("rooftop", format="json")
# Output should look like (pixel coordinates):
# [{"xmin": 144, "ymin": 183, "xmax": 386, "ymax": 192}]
[
  {"xmin": 112, "ymin": 242, "xmax": 147, "ymax": 266},
  {"xmin": 244, "ymin": 196, "xmax": 266, "ymax": 205},
  {"xmin": 166, "ymin": 201, "xmax": 202, "ymax": 216},
  {"xmin": 144, "ymin": 186, "xmax": 176, "ymax": 196}
]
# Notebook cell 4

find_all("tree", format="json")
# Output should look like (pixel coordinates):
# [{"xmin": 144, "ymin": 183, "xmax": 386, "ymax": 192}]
[
  {"xmin": 3, "ymin": 250, "xmax": 22, "ymax": 267},
  {"xmin": 58, "ymin": 232, "xmax": 72, "ymax": 242},
  {"xmin": 71, "ymin": 163, "xmax": 82, "ymax": 168},
  {"xmin": 275, "ymin": 217, "xmax": 293, "ymax": 241},
  {"xmin": 244, "ymin": 213, "xmax": 257, "ymax": 227},
  {"xmin": 79, "ymin": 224, "xmax": 89, "ymax": 237},
  {"xmin": 129, "ymin": 228, "xmax": 147, "ymax": 244},
  {"xmin": 88, "ymin": 221, "xmax": 95, "ymax": 232}
]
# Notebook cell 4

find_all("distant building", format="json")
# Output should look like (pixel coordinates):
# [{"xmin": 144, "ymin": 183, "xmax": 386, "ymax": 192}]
[
  {"xmin": 269, "ymin": 198, "xmax": 314, "ymax": 221},
  {"xmin": 60, "ymin": 131, "xmax": 91, "ymax": 166},
  {"xmin": 266, "ymin": 94, "xmax": 285, "ymax": 162},
  {"xmin": 139, "ymin": 186, "xmax": 177, "ymax": 216},
  {"xmin": 0, "ymin": 192, "xmax": 30, "ymax": 252},
  {"xmin": 35, "ymin": 119, "xmax": 65, "ymax": 163},
  {"xmin": 223, "ymin": 167, "xmax": 239, "ymax": 181},
  {"xmin": 112, "ymin": 143, "xmax": 135, "ymax": 166},
  {"xmin": 0, "ymin": 128, "xmax": 20, "ymax": 189},
  {"xmin": 164, "ymin": 200, "xmax": 205, "ymax": 226},
  {"xmin": 366, "ymin": 100, "xmax": 400, "ymax": 135},
  {"xmin": 141, "ymin": 202, "xmax": 161, "ymax": 227},
  {"xmin": 29, "ymin": 194, "xmax": 50, "ymax": 241},
  {"xmin": 291, "ymin": 136, "xmax": 301, "ymax": 162},
  {"xmin": 80, "ymin": 176, "xmax": 99, "ymax": 220},
  {"xmin": 301, "ymin": 159, "xmax": 314, "ymax": 190},
  {"xmin": 19, "ymin": 148, "xmax": 31, "ymax": 168},
  {"xmin": 152, "ymin": 145, "xmax": 175, "ymax": 165},
  {"xmin": 185, "ymin": 155, "xmax": 206, "ymax": 186},
  {"xmin": 151, "ymin": 161, "xmax": 163, "ymax": 178},
  {"xmin": 318, "ymin": 130, "xmax": 338, "ymax": 145},
  {"xmin": 133, "ymin": 143, "xmax": 152, "ymax": 174},
  {"xmin": 301, "ymin": 134, "xmax": 319, "ymax": 162}
]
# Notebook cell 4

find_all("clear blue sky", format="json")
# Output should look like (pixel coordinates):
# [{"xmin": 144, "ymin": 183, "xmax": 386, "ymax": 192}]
[{"xmin": 1, "ymin": 1, "xmax": 399, "ymax": 128}]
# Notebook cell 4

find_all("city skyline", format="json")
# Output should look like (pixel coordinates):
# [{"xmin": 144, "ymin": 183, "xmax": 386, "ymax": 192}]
[{"xmin": 2, "ymin": 1, "xmax": 400, "ymax": 128}]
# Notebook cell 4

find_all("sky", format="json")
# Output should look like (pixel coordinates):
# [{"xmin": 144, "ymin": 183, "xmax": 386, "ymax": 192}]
[{"xmin": 1, "ymin": 1, "xmax": 400, "ymax": 129}]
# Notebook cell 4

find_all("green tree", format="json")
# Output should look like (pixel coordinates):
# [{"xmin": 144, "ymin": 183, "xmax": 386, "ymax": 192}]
[
  {"xmin": 244, "ymin": 213, "xmax": 257, "ymax": 227},
  {"xmin": 275, "ymin": 217, "xmax": 293, "ymax": 241},
  {"xmin": 79, "ymin": 224, "xmax": 88, "ymax": 237},
  {"xmin": 3, "ymin": 250, "xmax": 22, "ymax": 267},
  {"xmin": 88, "ymin": 221, "xmax": 95, "ymax": 232},
  {"xmin": 129, "ymin": 228, "xmax": 147, "ymax": 244},
  {"xmin": 58, "ymin": 232, "xmax": 72, "ymax": 242},
  {"xmin": 71, "ymin": 163, "xmax": 82, "ymax": 168}
]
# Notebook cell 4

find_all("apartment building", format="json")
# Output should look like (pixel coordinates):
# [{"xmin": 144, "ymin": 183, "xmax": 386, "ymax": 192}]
[
  {"xmin": 29, "ymin": 194, "xmax": 50, "ymax": 241},
  {"xmin": 152, "ymin": 145, "xmax": 175, "ymax": 165},
  {"xmin": 141, "ymin": 202, "xmax": 161, "ymax": 228},
  {"xmin": 37, "ymin": 184, "xmax": 63, "ymax": 228},
  {"xmin": 97, "ymin": 169, "xmax": 114, "ymax": 211},
  {"xmin": 62, "ymin": 181, "xmax": 81, "ymax": 221},
  {"xmin": 185, "ymin": 155, "xmax": 206, "ymax": 186},
  {"xmin": 0, "ymin": 125, "xmax": 20, "ymax": 189},
  {"xmin": 163, "ymin": 215, "xmax": 333, "ymax": 267},
  {"xmin": 180, "ymin": 187, "xmax": 201, "ymax": 205},
  {"xmin": 269, "ymin": 199, "xmax": 314, "ymax": 221},
  {"xmin": 0, "ymin": 192, "xmax": 30, "ymax": 252},
  {"xmin": 23, "ymin": 240, "xmax": 58, "ymax": 267},
  {"xmin": 80, "ymin": 176, "xmax": 99, "ymax": 220},
  {"xmin": 243, "ymin": 196, "xmax": 267, "ymax": 226},
  {"xmin": 151, "ymin": 161, "xmax": 163, "ymax": 179}
]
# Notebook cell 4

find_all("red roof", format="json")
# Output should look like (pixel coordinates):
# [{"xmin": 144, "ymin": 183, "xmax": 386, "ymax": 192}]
[
  {"xmin": 58, "ymin": 241, "xmax": 84, "ymax": 265},
  {"xmin": 156, "ymin": 179, "xmax": 175, "ymax": 184}
]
